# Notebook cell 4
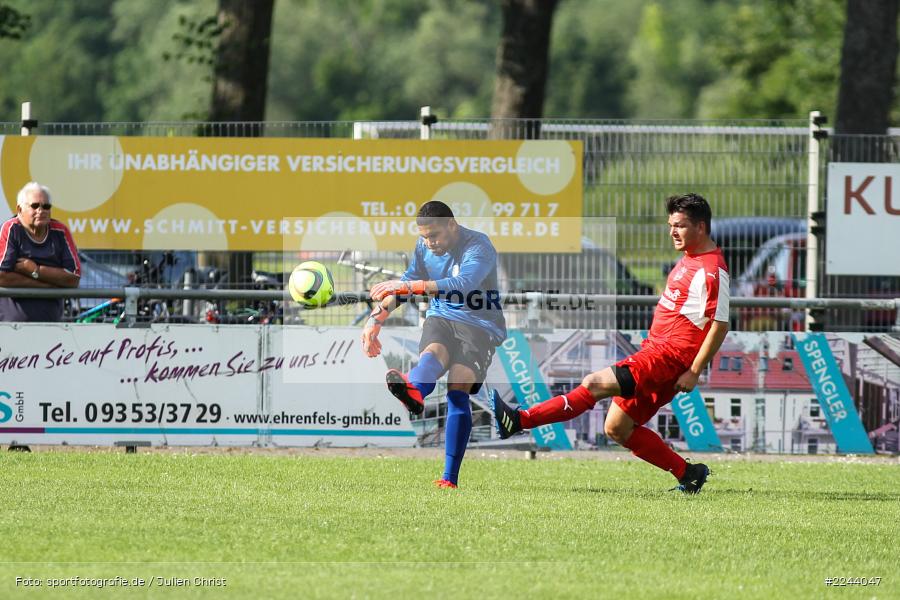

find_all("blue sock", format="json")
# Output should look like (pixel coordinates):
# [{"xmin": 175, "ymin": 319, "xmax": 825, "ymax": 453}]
[
  {"xmin": 408, "ymin": 352, "xmax": 444, "ymax": 399},
  {"xmin": 443, "ymin": 390, "xmax": 472, "ymax": 485}
]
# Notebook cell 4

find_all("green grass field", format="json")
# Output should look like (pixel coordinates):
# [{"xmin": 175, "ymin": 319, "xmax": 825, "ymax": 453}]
[{"xmin": 1, "ymin": 451, "xmax": 897, "ymax": 599}]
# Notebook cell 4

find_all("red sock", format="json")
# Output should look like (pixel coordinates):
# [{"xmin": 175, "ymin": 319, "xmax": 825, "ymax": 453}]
[
  {"xmin": 622, "ymin": 426, "xmax": 687, "ymax": 479},
  {"xmin": 519, "ymin": 385, "xmax": 596, "ymax": 429}
]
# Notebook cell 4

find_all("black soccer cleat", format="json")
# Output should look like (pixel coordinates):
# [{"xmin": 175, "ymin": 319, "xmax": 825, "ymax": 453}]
[
  {"xmin": 491, "ymin": 390, "xmax": 522, "ymax": 439},
  {"xmin": 674, "ymin": 462, "xmax": 710, "ymax": 494},
  {"xmin": 385, "ymin": 369, "xmax": 425, "ymax": 415}
]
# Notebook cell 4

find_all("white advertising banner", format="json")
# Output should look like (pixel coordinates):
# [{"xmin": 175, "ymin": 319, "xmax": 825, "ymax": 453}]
[
  {"xmin": 826, "ymin": 162, "xmax": 900, "ymax": 275},
  {"xmin": 269, "ymin": 326, "xmax": 416, "ymax": 446},
  {"xmin": 0, "ymin": 324, "xmax": 415, "ymax": 447}
]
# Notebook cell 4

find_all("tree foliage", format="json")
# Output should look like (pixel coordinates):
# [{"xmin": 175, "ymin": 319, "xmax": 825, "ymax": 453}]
[
  {"xmin": 545, "ymin": 0, "xmax": 646, "ymax": 118},
  {"xmin": 699, "ymin": 0, "xmax": 847, "ymax": 120},
  {"xmin": 0, "ymin": 2, "xmax": 29, "ymax": 39},
  {"xmin": 626, "ymin": 1, "xmax": 731, "ymax": 119},
  {"xmin": 0, "ymin": 0, "xmax": 894, "ymax": 126},
  {"xmin": 267, "ymin": 0, "xmax": 500, "ymax": 121},
  {"xmin": 164, "ymin": 14, "xmax": 223, "ymax": 71},
  {"xmin": 0, "ymin": 2, "xmax": 118, "ymax": 121}
]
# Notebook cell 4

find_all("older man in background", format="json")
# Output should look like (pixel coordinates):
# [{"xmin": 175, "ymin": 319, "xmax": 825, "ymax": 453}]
[{"xmin": 0, "ymin": 182, "xmax": 81, "ymax": 322}]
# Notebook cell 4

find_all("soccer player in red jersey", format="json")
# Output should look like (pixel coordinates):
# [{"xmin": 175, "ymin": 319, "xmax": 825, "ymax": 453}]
[{"xmin": 492, "ymin": 193, "xmax": 729, "ymax": 493}]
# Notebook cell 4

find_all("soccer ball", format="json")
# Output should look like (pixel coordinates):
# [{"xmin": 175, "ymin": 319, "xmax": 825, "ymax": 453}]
[{"xmin": 288, "ymin": 261, "xmax": 335, "ymax": 307}]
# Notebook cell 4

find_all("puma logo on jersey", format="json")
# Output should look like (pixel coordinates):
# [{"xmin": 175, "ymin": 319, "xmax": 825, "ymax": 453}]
[
  {"xmin": 707, "ymin": 272, "xmax": 717, "ymax": 279},
  {"xmin": 562, "ymin": 395, "xmax": 572, "ymax": 411}
]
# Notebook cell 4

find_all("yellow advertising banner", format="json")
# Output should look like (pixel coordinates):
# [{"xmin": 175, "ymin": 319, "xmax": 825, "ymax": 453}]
[{"xmin": 0, "ymin": 136, "xmax": 582, "ymax": 252}]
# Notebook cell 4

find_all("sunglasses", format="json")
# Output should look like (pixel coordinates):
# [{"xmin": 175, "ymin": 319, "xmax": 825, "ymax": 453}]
[{"xmin": 29, "ymin": 203, "xmax": 52, "ymax": 210}]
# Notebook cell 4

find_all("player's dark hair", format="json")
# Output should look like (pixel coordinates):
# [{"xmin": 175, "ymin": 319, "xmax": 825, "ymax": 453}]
[
  {"xmin": 666, "ymin": 193, "xmax": 712, "ymax": 234},
  {"xmin": 416, "ymin": 200, "xmax": 455, "ymax": 226}
]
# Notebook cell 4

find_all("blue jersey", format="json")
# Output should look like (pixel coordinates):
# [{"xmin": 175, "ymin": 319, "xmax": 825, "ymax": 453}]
[{"xmin": 403, "ymin": 226, "xmax": 506, "ymax": 344}]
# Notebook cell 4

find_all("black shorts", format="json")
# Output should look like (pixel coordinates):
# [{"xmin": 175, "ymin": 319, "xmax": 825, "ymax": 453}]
[
  {"xmin": 419, "ymin": 316, "xmax": 496, "ymax": 394},
  {"xmin": 613, "ymin": 364, "xmax": 637, "ymax": 398}
]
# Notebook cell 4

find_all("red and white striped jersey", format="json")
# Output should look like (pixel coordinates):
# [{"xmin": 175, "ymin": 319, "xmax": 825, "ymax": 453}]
[{"xmin": 647, "ymin": 247, "xmax": 729, "ymax": 366}]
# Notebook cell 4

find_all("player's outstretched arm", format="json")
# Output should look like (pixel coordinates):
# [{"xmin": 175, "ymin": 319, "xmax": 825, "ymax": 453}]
[
  {"xmin": 361, "ymin": 293, "xmax": 417, "ymax": 357},
  {"xmin": 361, "ymin": 301, "xmax": 389, "ymax": 358},
  {"xmin": 368, "ymin": 279, "xmax": 434, "ymax": 301},
  {"xmin": 674, "ymin": 320, "xmax": 729, "ymax": 393}
]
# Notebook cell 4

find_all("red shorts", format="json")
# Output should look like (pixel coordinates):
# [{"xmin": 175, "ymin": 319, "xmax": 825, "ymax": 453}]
[{"xmin": 612, "ymin": 345, "xmax": 688, "ymax": 425}]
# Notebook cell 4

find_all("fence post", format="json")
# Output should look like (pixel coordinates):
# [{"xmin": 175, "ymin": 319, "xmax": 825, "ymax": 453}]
[
  {"xmin": 21, "ymin": 102, "xmax": 37, "ymax": 136},
  {"xmin": 417, "ymin": 107, "xmax": 438, "ymax": 324},
  {"xmin": 805, "ymin": 111, "xmax": 827, "ymax": 331},
  {"xmin": 895, "ymin": 298, "xmax": 900, "ymax": 333},
  {"xmin": 420, "ymin": 106, "xmax": 437, "ymax": 140},
  {"xmin": 526, "ymin": 291, "xmax": 541, "ymax": 329},
  {"xmin": 123, "ymin": 287, "xmax": 140, "ymax": 327},
  {"xmin": 182, "ymin": 269, "xmax": 194, "ymax": 319}
]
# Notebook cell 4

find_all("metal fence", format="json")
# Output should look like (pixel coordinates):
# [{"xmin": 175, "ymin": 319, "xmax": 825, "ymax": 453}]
[
  {"xmin": 817, "ymin": 133, "xmax": 900, "ymax": 331},
  {"xmin": 4, "ymin": 117, "xmax": 898, "ymax": 330}
]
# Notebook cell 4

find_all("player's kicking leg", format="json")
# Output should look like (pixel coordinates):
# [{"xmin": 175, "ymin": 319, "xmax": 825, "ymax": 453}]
[
  {"xmin": 492, "ymin": 363, "xmax": 710, "ymax": 493},
  {"xmin": 605, "ymin": 402, "xmax": 709, "ymax": 494},
  {"xmin": 386, "ymin": 347, "xmax": 446, "ymax": 415},
  {"xmin": 492, "ymin": 366, "xmax": 619, "ymax": 439}
]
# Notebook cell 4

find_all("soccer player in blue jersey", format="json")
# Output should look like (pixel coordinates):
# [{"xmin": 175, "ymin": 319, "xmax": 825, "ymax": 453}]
[{"xmin": 360, "ymin": 201, "xmax": 506, "ymax": 489}]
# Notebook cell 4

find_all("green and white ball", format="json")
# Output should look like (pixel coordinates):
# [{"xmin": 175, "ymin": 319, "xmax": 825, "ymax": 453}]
[{"xmin": 288, "ymin": 261, "xmax": 335, "ymax": 307}]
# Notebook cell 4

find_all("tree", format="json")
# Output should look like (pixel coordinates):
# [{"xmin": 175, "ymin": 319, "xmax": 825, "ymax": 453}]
[
  {"xmin": 835, "ymin": 0, "xmax": 899, "ymax": 135},
  {"xmin": 209, "ymin": 0, "xmax": 274, "ymax": 133},
  {"xmin": 489, "ymin": 0, "xmax": 558, "ymax": 139},
  {"xmin": 207, "ymin": 0, "xmax": 275, "ymax": 285}
]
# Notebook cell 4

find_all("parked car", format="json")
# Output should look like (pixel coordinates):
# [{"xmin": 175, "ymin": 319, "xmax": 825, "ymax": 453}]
[
  {"xmin": 664, "ymin": 217, "xmax": 806, "ymax": 279},
  {"xmin": 735, "ymin": 232, "xmax": 899, "ymax": 331},
  {"xmin": 734, "ymin": 233, "xmax": 807, "ymax": 330},
  {"xmin": 497, "ymin": 237, "xmax": 656, "ymax": 330}
]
